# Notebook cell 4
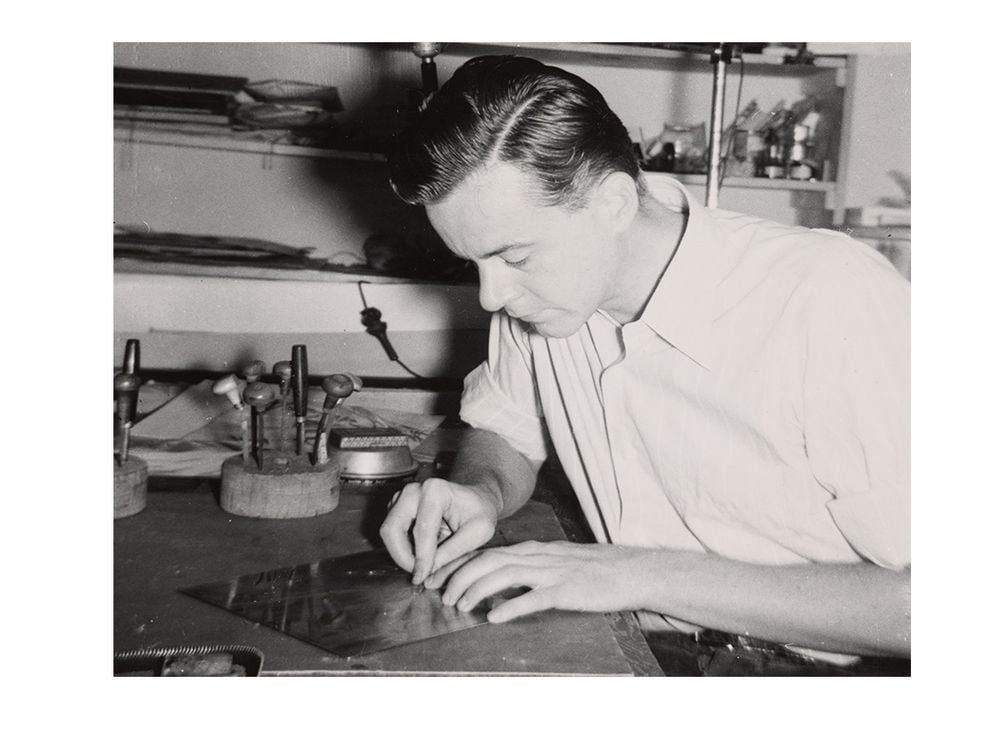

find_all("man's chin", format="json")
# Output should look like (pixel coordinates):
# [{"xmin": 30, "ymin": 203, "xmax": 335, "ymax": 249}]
[{"xmin": 526, "ymin": 317, "xmax": 583, "ymax": 339}]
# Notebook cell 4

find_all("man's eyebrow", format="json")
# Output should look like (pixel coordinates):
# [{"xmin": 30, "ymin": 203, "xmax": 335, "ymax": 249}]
[{"xmin": 479, "ymin": 242, "xmax": 533, "ymax": 260}]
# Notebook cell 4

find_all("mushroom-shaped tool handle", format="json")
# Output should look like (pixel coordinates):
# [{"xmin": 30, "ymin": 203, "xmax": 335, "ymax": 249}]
[
  {"xmin": 321, "ymin": 374, "xmax": 357, "ymax": 408},
  {"xmin": 273, "ymin": 360, "xmax": 293, "ymax": 387},
  {"xmin": 314, "ymin": 373, "xmax": 363, "ymax": 465},
  {"xmin": 212, "ymin": 374, "xmax": 243, "ymax": 409},
  {"xmin": 241, "ymin": 360, "xmax": 267, "ymax": 384},
  {"xmin": 244, "ymin": 382, "xmax": 276, "ymax": 411}
]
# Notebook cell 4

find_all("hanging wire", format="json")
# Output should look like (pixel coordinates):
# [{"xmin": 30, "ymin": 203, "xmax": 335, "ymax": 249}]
[
  {"xmin": 395, "ymin": 360, "xmax": 428, "ymax": 379},
  {"xmin": 356, "ymin": 281, "xmax": 429, "ymax": 380}
]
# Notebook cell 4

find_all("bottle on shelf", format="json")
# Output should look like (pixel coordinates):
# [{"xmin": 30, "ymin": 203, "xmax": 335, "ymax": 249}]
[
  {"xmin": 758, "ymin": 125, "xmax": 790, "ymax": 179},
  {"xmin": 786, "ymin": 123, "xmax": 814, "ymax": 181},
  {"xmin": 754, "ymin": 101, "xmax": 790, "ymax": 180},
  {"xmin": 726, "ymin": 100, "xmax": 764, "ymax": 179}
]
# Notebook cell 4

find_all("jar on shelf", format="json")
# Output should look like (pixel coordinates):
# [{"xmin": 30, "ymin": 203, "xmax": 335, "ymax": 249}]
[{"xmin": 787, "ymin": 123, "xmax": 814, "ymax": 180}]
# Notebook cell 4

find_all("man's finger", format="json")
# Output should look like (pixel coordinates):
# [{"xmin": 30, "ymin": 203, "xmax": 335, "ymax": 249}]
[
  {"xmin": 424, "ymin": 550, "xmax": 478, "ymax": 590},
  {"xmin": 456, "ymin": 563, "xmax": 539, "ymax": 612},
  {"xmin": 486, "ymin": 587, "xmax": 554, "ymax": 624},
  {"xmin": 441, "ymin": 548, "xmax": 511, "ymax": 606},
  {"xmin": 378, "ymin": 485, "xmax": 421, "ymax": 573},
  {"xmin": 429, "ymin": 517, "xmax": 495, "ymax": 577},
  {"xmin": 410, "ymin": 481, "xmax": 451, "ymax": 584}
]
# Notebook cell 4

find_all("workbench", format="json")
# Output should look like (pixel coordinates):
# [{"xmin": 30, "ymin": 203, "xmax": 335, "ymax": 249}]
[{"xmin": 114, "ymin": 474, "xmax": 663, "ymax": 676}]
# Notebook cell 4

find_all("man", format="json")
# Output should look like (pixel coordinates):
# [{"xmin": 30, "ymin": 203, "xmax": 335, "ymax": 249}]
[{"xmin": 380, "ymin": 55, "xmax": 910, "ymax": 672}]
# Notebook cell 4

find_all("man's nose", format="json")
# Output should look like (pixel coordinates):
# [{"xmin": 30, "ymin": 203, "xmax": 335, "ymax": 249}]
[{"xmin": 477, "ymin": 264, "xmax": 515, "ymax": 313}]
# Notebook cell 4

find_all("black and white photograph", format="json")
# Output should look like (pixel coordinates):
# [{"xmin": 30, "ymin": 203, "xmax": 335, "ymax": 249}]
[
  {"xmin": 109, "ymin": 39, "xmax": 912, "ymax": 678},
  {"xmin": 16, "ymin": 7, "xmax": 998, "ymax": 744}
]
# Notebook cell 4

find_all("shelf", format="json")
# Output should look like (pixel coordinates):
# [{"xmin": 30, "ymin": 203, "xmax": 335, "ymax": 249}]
[
  {"xmin": 114, "ymin": 122, "xmax": 387, "ymax": 163},
  {"xmin": 669, "ymin": 172, "xmax": 835, "ymax": 193},
  {"xmin": 115, "ymin": 124, "xmax": 833, "ymax": 194},
  {"xmin": 113, "ymin": 257, "xmax": 469, "ymax": 284},
  {"xmin": 440, "ymin": 42, "xmax": 846, "ymax": 74}
]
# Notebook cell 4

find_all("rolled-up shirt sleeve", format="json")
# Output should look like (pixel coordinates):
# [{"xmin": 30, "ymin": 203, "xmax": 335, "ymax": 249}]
[
  {"xmin": 801, "ymin": 246, "xmax": 910, "ymax": 570},
  {"xmin": 460, "ymin": 312, "xmax": 550, "ymax": 463}
]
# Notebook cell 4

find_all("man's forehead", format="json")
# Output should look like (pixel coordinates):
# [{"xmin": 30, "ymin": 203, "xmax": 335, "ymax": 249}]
[
  {"xmin": 428, "ymin": 164, "xmax": 545, "ymax": 240},
  {"xmin": 447, "ymin": 162, "xmax": 542, "ymax": 215}
]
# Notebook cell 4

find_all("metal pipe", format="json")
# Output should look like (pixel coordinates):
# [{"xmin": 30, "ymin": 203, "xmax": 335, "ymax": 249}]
[
  {"xmin": 706, "ymin": 44, "xmax": 730, "ymax": 210},
  {"xmin": 244, "ymin": 382, "xmax": 276, "ymax": 471}
]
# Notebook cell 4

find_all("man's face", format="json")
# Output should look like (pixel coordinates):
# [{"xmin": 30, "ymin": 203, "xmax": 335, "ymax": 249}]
[{"xmin": 426, "ymin": 162, "xmax": 621, "ymax": 338}]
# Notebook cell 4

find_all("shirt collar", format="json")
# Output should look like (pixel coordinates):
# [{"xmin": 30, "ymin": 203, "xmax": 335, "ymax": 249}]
[{"xmin": 634, "ymin": 174, "xmax": 722, "ymax": 371}]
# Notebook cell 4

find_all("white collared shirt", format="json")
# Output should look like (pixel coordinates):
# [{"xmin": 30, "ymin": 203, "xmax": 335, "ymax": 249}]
[{"xmin": 460, "ymin": 175, "xmax": 910, "ymax": 575}]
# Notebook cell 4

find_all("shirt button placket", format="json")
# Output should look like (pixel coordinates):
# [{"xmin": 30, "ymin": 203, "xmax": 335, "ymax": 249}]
[{"xmin": 602, "ymin": 323, "xmax": 649, "ymax": 537}]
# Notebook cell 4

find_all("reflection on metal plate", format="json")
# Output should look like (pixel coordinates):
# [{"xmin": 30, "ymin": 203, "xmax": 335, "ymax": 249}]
[{"xmin": 179, "ymin": 550, "xmax": 492, "ymax": 657}]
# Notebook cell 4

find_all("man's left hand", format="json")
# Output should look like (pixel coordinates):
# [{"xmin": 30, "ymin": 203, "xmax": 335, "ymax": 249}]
[{"xmin": 424, "ymin": 540, "xmax": 650, "ymax": 623}]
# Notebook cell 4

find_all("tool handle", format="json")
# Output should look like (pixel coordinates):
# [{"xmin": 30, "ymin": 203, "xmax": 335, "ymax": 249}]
[
  {"xmin": 243, "ymin": 382, "xmax": 275, "ymax": 411},
  {"xmin": 241, "ymin": 359, "xmax": 267, "ymax": 384},
  {"xmin": 114, "ymin": 373, "xmax": 141, "ymax": 424},
  {"xmin": 291, "ymin": 345, "xmax": 309, "ymax": 418},
  {"xmin": 320, "ymin": 374, "xmax": 357, "ymax": 409},
  {"xmin": 273, "ymin": 360, "xmax": 293, "ymax": 395},
  {"xmin": 123, "ymin": 339, "xmax": 140, "ymax": 376},
  {"xmin": 212, "ymin": 374, "xmax": 244, "ymax": 409},
  {"xmin": 114, "ymin": 372, "xmax": 141, "ymax": 464},
  {"xmin": 296, "ymin": 422, "xmax": 306, "ymax": 456}
]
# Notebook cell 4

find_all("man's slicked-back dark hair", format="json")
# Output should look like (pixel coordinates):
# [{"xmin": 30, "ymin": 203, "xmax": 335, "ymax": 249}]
[{"xmin": 388, "ymin": 55, "xmax": 643, "ymax": 209}]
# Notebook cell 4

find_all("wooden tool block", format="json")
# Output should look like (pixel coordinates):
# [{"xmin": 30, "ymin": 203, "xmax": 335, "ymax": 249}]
[
  {"xmin": 219, "ymin": 454, "xmax": 340, "ymax": 519},
  {"xmin": 114, "ymin": 457, "xmax": 148, "ymax": 519}
]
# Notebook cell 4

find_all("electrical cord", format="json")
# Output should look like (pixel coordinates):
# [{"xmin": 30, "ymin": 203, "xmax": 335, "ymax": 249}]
[{"xmin": 357, "ymin": 281, "xmax": 429, "ymax": 379}]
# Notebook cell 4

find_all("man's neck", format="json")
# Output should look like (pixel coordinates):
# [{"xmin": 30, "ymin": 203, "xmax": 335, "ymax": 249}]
[{"xmin": 604, "ymin": 201, "xmax": 687, "ymax": 324}]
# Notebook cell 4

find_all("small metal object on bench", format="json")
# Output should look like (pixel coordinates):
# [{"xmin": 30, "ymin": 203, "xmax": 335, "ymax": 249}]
[{"xmin": 329, "ymin": 427, "xmax": 419, "ymax": 484}]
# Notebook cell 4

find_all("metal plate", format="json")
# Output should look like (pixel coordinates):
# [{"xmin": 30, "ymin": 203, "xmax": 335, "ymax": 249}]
[{"xmin": 179, "ymin": 550, "xmax": 497, "ymax": 658}]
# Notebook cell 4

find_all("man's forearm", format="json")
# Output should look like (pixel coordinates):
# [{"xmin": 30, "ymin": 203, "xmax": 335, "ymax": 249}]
[
  {"xmin": 448, "ymin": 428, "xmax": 541, "ymax": 519},
  {"xmin": 636, "ymin": 549, "xmax": 910, "ymax": 657}
]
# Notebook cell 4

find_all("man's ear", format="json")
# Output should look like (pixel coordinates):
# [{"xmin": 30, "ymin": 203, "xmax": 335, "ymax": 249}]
[{"xmin": 593, "ymin": 171, "xmax": 639, "ymax": 231}]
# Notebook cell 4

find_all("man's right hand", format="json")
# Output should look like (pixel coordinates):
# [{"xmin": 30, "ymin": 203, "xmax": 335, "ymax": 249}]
[{"xmin": 379, "ymin": 477, "xmax": 501, "ymax": 585}]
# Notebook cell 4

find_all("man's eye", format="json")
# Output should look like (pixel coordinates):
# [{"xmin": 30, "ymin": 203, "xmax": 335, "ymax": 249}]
[{"xmin": 503, "ymin": 255, "xmax": 529, "ymax": 268}]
